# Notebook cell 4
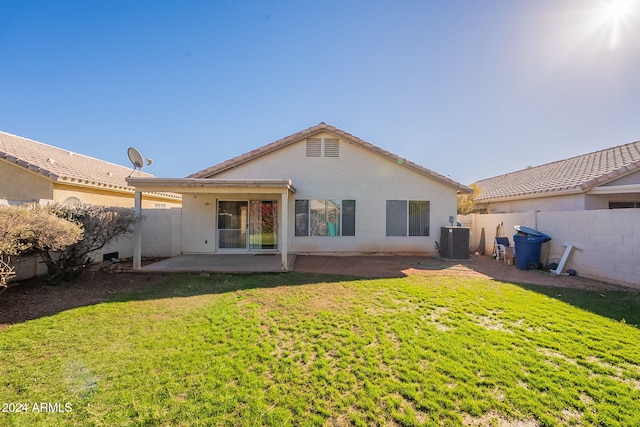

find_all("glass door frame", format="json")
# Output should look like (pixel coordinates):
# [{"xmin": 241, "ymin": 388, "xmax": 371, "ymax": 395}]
[
  {"xmin": 217, "ymin": 200, "xmax": 249, "ymax": 251},
  {"xmin": 249, "ymin": 200, "xmax": 278, "ymax": 252},
  {"xmin": 217, "ymin": 199, "xmax": 279, "ymax": 252}
]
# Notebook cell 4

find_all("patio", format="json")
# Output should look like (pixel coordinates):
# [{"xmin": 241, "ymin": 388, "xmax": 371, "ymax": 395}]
[
  {"xmin": 138, "ymin": 254, "xmax": 625, "ymax": 290},
  {"xmin": 141, "ymin": 254, "xmax": 295, "ymax": 273}
]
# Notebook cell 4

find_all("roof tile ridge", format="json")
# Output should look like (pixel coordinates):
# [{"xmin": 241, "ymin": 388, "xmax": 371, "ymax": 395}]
[
  {"xmin": 478, "ymin": 140, "xmax": 640, "ymax": 185},
  {"xmin": 1, "ymin": 148, "xmax": 60, "ymax": 181},
  {"xmin": 1, "ymin": 130, "xmax": 85, "ymax": 159},
  {"xmin": 580, "ymin": 158, "xmax": 640, "ymax": 190},
  {"xmin": 186, "ymin": 122, "xmax": 470, "ymax": 192},
  {"xmin": 1, "ymin": 130, "xmax": 151, "ymax": 177},
  {"xmin": 188, "ymin": 123, "xmax": 330, "ymax": 178}
]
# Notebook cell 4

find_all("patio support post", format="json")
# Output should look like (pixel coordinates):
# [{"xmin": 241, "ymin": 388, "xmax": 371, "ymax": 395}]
[
  {"xmin": 281, "ymin": 190, "xmax": 289, "ymax": 270},
  {"xmin": 133, "ymin": 190, "xmax": 142, "ymax": 270}
]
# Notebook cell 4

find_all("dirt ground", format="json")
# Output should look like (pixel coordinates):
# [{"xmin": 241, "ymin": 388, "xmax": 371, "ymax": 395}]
[
  {"xmin": 0, "ymin": 255, "xmax": 632, "ymax": 328},
  {"xmin": 292, "ymin": 255, "xmax": 631, "ymax": 291}
]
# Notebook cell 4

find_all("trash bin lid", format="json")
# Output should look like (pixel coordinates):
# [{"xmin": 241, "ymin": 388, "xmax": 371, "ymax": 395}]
[
  {"xmin": 514, "ymin": 234, "xmax": 548, "ymax": 244},
  {"xmin": 514, "ymin": 225, "xmax": 551, "ymax": 241}
]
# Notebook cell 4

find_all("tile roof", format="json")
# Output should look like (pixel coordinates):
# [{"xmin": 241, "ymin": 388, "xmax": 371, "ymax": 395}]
[
  {"xmin": 474, "ymin": 141, "xmax": 640, "ymax": 201},
  {"xmin": 189, "ymin": 122, "xmax": 472, "ymax": 194},
  {"xmin": 0, "ymin": 130, "xmax": 173, "ymax": 196}
]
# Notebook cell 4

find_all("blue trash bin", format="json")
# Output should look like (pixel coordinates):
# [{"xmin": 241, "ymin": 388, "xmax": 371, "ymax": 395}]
[
  {"xmin": 514, "ymin": 235, "xmax": 546, "ymax": 270},
  {"xmin": 513, "ymin": 226, "xmax": 551, "ymax": 270}
]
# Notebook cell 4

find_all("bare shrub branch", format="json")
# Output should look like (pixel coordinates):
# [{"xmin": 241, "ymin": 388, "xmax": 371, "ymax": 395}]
[{"xmin": 41, "ymin": 204, "xmax": 140, "ymax": 283}]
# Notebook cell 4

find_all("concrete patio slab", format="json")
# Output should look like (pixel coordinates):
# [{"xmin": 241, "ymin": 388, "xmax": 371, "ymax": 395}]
[
  {"xmin": 141, "ymin": 254, "xmax": 296, "ymax": 273},
  {"xmin": 138, "ymin": 253, "xmax": 625, "ymax": 290}
]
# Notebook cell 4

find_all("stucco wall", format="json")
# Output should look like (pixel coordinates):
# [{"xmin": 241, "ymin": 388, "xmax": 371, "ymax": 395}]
[
  {"xmin": 483, "ymin": 193, "xmax": 586, "ymax": 213},
  {"xmin": 0, "ymin": 160, "xmax": 179, "ymax": 208},
  {"xmin": 181, "ymin": 195, "xmax": 217, "ymax": 253},
  {"xmin": 195, "ymin": 132, "xmax": 459, "ymax": 255},
  {"xmin": 459, "ymin": 210, "xmax": 640, "ymax": 289},
  {"xmin": 0, "ymin": 161, "xmax": 54, "ymax": 202},
  {"xmin": 603, "ymin": 169, "xmax": 640, "ymax": 186},
  {"xmin": 584, "ymin": 195, "xmax": 610, "ymax": 210},
  {"xmin": 54, "ymin": 184, "xmax": 181, "ymax": 208}
]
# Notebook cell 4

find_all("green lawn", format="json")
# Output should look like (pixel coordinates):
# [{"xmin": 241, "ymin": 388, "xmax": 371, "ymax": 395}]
[{"xmin": 1, "ymin": 273, "xmax": 640, "ymax": 426}]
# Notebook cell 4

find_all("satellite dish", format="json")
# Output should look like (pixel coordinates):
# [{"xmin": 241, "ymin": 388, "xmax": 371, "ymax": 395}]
[
  {"xmin": 128, "ymin": 147, "xmax": 144, "ymax": 169},
  {"xmin": 127, "ymin": 147, "xmax": 147, "ymax": 177}
]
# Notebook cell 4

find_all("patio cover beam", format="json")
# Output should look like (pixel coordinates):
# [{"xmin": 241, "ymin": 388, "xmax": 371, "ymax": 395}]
[
  {"xmin": 126, "ymin": 177, "xmax": 296, "ymax": 194},
  {"xmin": 127, "ymin": 178, "xmax": 295, "ymax": 272}
]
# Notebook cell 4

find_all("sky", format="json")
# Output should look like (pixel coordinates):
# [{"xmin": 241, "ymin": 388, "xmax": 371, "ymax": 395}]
[{"xmin": 2, "ymin": 0, "xmax": 639, "ymax": 185}]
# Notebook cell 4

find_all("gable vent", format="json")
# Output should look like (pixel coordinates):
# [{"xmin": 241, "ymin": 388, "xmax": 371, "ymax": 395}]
[
  {"xmin": 306, "ymin": 138, "xmax": 321, "ymax": 157},
  {"xmin": 324, "ymin": 138, "xmax": 339, "ymax": 157}
]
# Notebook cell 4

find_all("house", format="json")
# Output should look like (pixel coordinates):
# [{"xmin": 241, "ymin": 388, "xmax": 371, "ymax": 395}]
[
  {"xmin": 127, "ymin": 122, "xmax": 472, "ymax": 269},
  {"xmin": 0, "ymin": 130, "xmax": 181, "ymax": 208},
  {"xmin": 474, "ymin": 141, "xmax": 640, "ymax": 213}
]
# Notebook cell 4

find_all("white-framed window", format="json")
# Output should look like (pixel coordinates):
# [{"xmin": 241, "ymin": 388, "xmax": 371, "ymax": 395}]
[
  {"xmin": 386, "ymin": 200, "xmax": 430, "ymax": 236},
  {"xmin": 609, "ymin": 201, "xmax": 640, "ymax": 209},
  {"xmin": 295, "ymin": 199, "xmax": 355, "ymax": 236}
]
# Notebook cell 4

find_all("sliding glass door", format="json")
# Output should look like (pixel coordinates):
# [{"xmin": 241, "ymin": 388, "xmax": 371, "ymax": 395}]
[
  {"xmin": 218, "ymin": 200, "xmax": 278, "ymax": 251},
  {"xmin": 218, "ymin": 201, "xmax": 248, "ymax": 249},
  {"xmin": 249, "ymin": 200, "xmax": 278, "ymax": 250}
]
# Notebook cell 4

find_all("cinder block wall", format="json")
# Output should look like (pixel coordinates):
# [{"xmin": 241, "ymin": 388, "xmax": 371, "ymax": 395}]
[
  {"xmin": 140, "ymin": 208, "xmax": 182, "ymax": 257},
  {"xmin": 538, "ymin": 210, "xmax": 640, "ymax": 288},
  {"xmin": 460, "ymin": 210, "xmax": 640, "ymax": 289}
]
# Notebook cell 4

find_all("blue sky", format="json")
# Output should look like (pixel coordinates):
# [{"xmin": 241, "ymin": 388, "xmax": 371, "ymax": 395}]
[{"xmin": 2, "ymin": 0, "xmax": 639, "ymax": 184}]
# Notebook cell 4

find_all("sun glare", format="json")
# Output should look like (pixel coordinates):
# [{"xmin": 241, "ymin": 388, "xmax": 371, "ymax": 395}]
[
  {"xmin": 602, "ymin": 0, "xmax": 633, "ymax": 22},
  {"xmin": 593, "ymin": 0, "xmax": 638, "ymax": 49}
]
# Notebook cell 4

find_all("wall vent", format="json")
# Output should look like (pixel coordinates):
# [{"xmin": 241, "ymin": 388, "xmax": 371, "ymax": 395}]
[
  {"xmin": 306, "ymin": 138, "xmax": 321, "ymax": 157},
  {"xmin": 324, "ymin": 138, "xmax": 339, "ymax": 157}
]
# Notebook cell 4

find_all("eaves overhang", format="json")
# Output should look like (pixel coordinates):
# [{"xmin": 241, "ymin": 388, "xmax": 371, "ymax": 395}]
[
  {"xmin": 475, "ymin": 187, "xmax": 585, "ymax": 204},
  {"xmin": 126, "ymin": 177, "xmax": 297, "ymax": 194},
  {"xmin": 587, "ymin": 184, "xmax": 640, "ymax": 195}
]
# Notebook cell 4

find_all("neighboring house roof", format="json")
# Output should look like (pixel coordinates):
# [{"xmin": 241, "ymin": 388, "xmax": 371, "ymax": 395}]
[
  {"xmin": 0, "ymin": 130, "xmax": 179, "ymax": 199},
  {"xmin": 189, "ymin": 122, "xmax": 472, "ymax": 194},
  {"xmin": 475, "ymin": 141, "xmax": 640, "ymax": 202}
]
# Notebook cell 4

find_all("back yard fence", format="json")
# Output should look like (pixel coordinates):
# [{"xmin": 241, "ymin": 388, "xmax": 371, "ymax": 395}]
[{"xmin": 458, "ymin": 209, "xmax": 640, "ymax": 289}]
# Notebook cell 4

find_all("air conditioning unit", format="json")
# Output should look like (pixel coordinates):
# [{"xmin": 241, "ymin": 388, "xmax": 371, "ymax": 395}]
[{"xmin": 439, "ymin": 227, "xmax": 470, "ymax": 259}]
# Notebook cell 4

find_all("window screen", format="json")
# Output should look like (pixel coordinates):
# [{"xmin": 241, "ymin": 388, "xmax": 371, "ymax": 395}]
[
  {"xmin": 295, "ymin": 199, "xmax": 354, "ymax": 236},
  {"xmin": 408, "ymin": 201, "xmax": 430, "ymax": 236},
  {"xmin": 386, "ymin": 200, "xmax": 407, "ymax": 236},
  {"xmin": 342, "ymin": 200, "xmax": 356, "ymax": 236},
  {"xmin": 609, "ymin": 201, "xmax": 639, "ymax": 209},
  {"xmin": 386, "ymin": 200, "xmax": 430, "ymax": 236},
  {"xmin": 310, "ymin": 199, "xmax": 341, "ymax": 236},
  {"xmin": 295, "ymin": 200, "xmax": 309, "ymax": 236}
]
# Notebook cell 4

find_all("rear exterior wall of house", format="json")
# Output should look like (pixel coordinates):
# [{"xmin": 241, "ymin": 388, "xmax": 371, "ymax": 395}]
[{"xmin": 185, "ymin": 132, "xmax": 459, "ymax": 255}]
